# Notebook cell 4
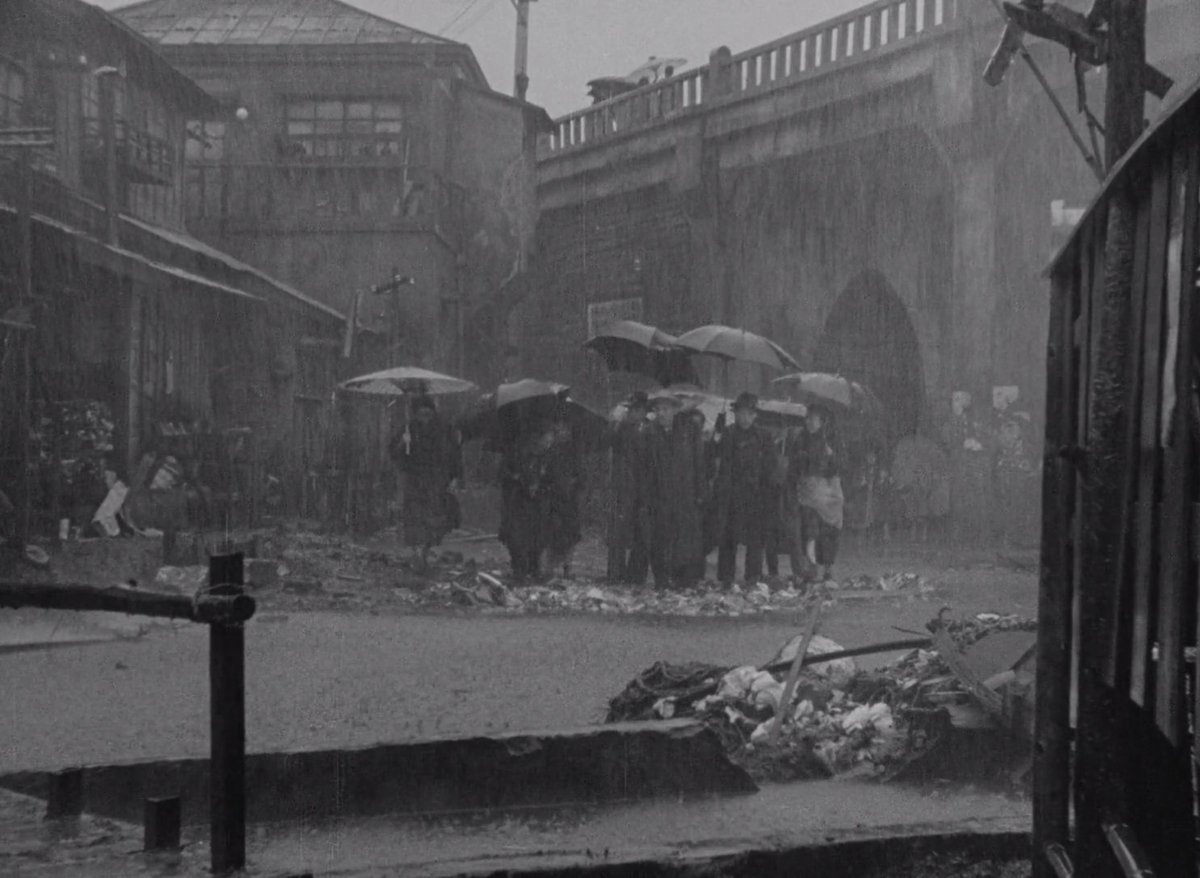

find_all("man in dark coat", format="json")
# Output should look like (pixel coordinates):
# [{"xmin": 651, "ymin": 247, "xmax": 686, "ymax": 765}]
[
  {"xmin": 606, "ymin": 391, "xmax": 666, "ymax": 586},
  {"xmin": 652, "ymin": 396, "xmax": 708, "ymax": 587},
  {"xmin": 499, "ymin": 422, "xmax": 554, "ymax": 581},
  {"xmin": 391, "ymin": 396, "xmax": 462, "ymax": 562},
  {"xmin": 713, "ymin": 392, "xmax": 774, "ymax": 584},
  {"xmin": 542, "ymin": 417, "xmax": 584, "ymax": 578}
]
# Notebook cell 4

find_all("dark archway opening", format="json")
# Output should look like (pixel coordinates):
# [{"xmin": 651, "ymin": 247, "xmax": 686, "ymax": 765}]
[{"xmin": 811, "ymin": 272, "xmax": 924, "ymax": 450}]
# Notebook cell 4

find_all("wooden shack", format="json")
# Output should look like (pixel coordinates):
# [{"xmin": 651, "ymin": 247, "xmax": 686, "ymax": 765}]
[{"xmin": 1037, "ymin": 73, "xmax": 1200, "ymax": 877}]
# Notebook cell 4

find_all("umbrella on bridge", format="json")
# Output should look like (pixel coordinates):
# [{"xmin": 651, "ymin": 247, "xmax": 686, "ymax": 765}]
[
  {"xmin": 674, "ymin": 325, "xmax": 801, "ymax": 372},
  {"xmin": 584, "ymin": 320, "xmax": 698, "ymax": 386},
  {"xmin": 771, "ymin": 372, "xmax": 882, "ymax": 415},
  {"xmin": 339, "ymin": 366, "xmax": 477, "ymax": 397}
]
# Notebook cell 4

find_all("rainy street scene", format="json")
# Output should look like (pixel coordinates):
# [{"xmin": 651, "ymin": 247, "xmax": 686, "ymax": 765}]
[{"xmin": 1, "ymin": 0, "xmax": 1200, "ymax": 876}]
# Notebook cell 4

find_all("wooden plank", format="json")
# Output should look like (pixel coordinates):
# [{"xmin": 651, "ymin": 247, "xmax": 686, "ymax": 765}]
[
  {"xmin": 1070, "ymin": 226, "xmax": 1094, "ymax": 728},
  {"xmin": 1106, "ymin": 167, "xmax": 1154, "ymax": 690},
  {"xmin": 1154, "ymin": 131, "xmax": 1197, "ymax": 742},
  {"xmin": 1130, "ymin": 153, "xmax": 1174, "ymax": 708},
  {"xmin": 1033, "ymin": 266, "xmax": 1076, "ymax": 878}
]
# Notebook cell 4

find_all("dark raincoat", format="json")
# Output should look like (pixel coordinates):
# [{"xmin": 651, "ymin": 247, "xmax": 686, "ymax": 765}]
[
  {"xmin": 499, "ymin": 432, "xmax": 551, "ymax": 574},
  {"xmin": 542, "ymin": 425, "xmax": 584, "ymax": 554},
  {"xmin": 607, "ymin": 418, "xmax": 662, "ymax": 552},
  {"xmin": 712, "ymin": 422, "xmax": 774, "ymax": 545},
  {"xmin": 392, "ymin": 417, "xmax": 462, "ymax": 548},
  {"xmin": 655, "ymin": 410, "xmax": 708, "ymax": 574}
]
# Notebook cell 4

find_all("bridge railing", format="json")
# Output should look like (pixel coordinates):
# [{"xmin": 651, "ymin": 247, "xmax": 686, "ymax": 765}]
[{"xmin": 542, "ymin": 0, "xmax": 962, "ymax": 156}]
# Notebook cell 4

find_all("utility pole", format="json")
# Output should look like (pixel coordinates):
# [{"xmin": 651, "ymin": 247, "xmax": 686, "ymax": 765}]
[
  {"xmin": 1073, "ymin": 1, "xmax": 1146, "ymax": 875},
  {"xmin": 513, "ymin": 0, "xmax": 534, "ymax": 101}
]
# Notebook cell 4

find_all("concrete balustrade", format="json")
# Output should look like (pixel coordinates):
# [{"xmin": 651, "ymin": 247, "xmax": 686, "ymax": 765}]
[{"xmin": 542, "ymin": 0, "xmax": 961, "ymax": 156}]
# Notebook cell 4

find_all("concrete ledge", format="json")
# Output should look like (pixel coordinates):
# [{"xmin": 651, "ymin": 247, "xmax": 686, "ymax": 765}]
[
  {"xmin": 434, "ymin": 819, "xmax": 1030, "ymax": 877},
  {"xmin": 0, "ymin": 720, "xmax": 756, "ymax": 826}
]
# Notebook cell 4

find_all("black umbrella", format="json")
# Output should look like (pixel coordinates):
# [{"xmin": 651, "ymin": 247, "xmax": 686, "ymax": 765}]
[
  {"xmin": 584, "ymin": 320, "xmax": 698, "ymax": 386},
  {"xmin": 458, "ymin": 380, "xmax": 607, "ymax": 453}
]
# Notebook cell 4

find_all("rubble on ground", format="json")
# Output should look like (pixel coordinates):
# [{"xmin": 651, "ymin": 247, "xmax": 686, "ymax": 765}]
[{"xmin": 605, "ymin": 612, "xmax": 1037, "ymax": 783}]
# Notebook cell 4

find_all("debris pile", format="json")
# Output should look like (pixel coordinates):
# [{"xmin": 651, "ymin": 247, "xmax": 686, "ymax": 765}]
[{"xmin": 606, "ymin": 613, "xmax": 1037, "ymax": 783}]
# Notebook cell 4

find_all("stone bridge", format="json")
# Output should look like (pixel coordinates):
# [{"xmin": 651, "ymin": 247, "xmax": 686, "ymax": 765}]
[{"xmin": 518, "ymin": 0, "xmax": 1200, "ymax": 462}]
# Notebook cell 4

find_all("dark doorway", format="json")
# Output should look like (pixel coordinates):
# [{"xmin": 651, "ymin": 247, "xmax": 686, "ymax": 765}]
[{"xmin": 811, "ymin": 272, "xmax": 924, "ymax": 447}]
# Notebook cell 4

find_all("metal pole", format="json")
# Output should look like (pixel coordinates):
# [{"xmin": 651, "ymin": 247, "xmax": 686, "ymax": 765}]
[
  {"xmin": 513, "ymin": 0, "xmax": 531, "ymax": 101},
  {"xmin": 13, "ymin": 146, "xmax": 32, "ymax": 549},
  {"xmin": 97, "ymin": 72, "xmax": 119, "ymax": 246},
  {"xmin": 208, "ymin": 552, "xmax": 246, "ymax": 874}
]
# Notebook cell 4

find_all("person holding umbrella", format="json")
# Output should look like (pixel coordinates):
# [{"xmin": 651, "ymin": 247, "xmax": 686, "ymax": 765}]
[
  {"xmin": 712, "ymin": 392, "xmax": 774, "ymax": 585},
  {"xmin": 789, "ymin": 403, "xmax": 844, "ymax": 583},
  {"xmin": 390, "ymin": 395, "xmax": 462, "ymax": 566},
  {"xmin": 651, "ymin": 393, "xmax": 708, "ymax": 587},
  {"xmin": 606, "ymin": 391, "xmax": 667, "ymax": 587}
]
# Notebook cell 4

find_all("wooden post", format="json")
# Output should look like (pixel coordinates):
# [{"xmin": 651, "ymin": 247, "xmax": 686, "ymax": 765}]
[
  {"xmin": 208, "ymin": 551, "xmax": 246, "ymax": 873},
  {"xmin": 12, "ymin": 145, "xmax": 32, "ymax": 550},
  {"xmin": 143, "ymin": 796, "xmax": 181, "ymax": 851},
  {"xmin": 1074, "ymin": 2, "xmax": 1147, "ymax": 874},
  {"xmin": 1032, "ymin": 267, "xmax": 1075, "ymax": 878},
  {"xmin": 45, "ymin": 767, "xmax": 84, "ymax": 819}
]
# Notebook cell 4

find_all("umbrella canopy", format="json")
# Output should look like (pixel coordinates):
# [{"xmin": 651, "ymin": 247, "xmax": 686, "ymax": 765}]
[
  {"xmin": 459, "ymin": 380, "xmax": 606, "ymax": 452},
  {"xmin": 340, "ymin": 366, "xmax": 477, "ymax": 397},
  {"xmin": 674, "ymin": 325, "xmax": 801, "ymax": 372},
  {"xmin": 583, "ymin": 320, "xmax": 698, "ymax": 386},
  {"xmin": 772, "ymin": 372, "xmax": 882, "ymax": 415}
]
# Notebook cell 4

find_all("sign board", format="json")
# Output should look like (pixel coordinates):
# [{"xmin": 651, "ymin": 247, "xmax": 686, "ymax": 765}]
[{"xmin": 586, "ymin": 297, "xmax": 643, "ymax": 339}]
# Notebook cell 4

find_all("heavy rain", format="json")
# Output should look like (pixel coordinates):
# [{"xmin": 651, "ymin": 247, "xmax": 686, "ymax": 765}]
[{"xmin": 1, "ymin": 0, "xmax": 1199, "ymax": 875}]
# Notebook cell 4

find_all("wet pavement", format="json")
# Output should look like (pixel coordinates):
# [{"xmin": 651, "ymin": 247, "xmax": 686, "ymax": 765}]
[
  {"xmin": 0, "ymin": 540, "xmax": 1037, "ymax": 773},
  {"xmin": 1, "ymin": 781, "xmax": 1028, "ymax": 877}
]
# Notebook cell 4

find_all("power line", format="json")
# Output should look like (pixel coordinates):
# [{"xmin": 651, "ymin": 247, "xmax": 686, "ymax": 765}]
[
  {"xmin": 448, "ymin": 0, "xmax": 499, "ymax": 38},
  {"xmin": 437, "ymin": 0, "xmax": 482, "ymax": 35}
]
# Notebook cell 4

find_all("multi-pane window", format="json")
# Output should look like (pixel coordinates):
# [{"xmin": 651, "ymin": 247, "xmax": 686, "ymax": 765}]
[
  {"xmin": 185, "ymin": 120, "xmax": 225, "ymax": 161},
  {"xmin": 0, "ymin": 58, "xmax": 26, "ymax": 127},
  {"xmin": 283, "ymin": 99, "xmax": 405, "ymax": 159}
]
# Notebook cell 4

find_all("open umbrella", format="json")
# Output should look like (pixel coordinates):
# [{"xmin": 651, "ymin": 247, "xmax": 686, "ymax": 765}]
[
  {"xmin": 674, "ymin": 325, "xmax": 801, "ymax": 372},
  {"xmin": 459, "ymin": 380, "xmax": 606, "ymax": 452},
  {"xmin": 584, "ymin": 320, "xmax": 698, "ymax": 386},
  {"xmin": 771, "ymin": 372, "xmax": 882, "ymax": 415},
  {"xmin": 340, "ymin": 366, "xmax": 477, "ymax": 397}
]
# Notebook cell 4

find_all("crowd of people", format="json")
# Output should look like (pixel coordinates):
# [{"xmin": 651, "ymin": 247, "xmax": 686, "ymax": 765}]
[{"xmin": 387, "ymin": 386, "xmax": 1040, "ymax": 586}]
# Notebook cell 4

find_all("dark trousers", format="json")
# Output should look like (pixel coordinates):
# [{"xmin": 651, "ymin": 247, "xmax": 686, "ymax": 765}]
[
  {"xmin": 510, "ymin": 545, "xmax": 540, "ymax": 579},
  {"xmin": 717, "ymin": 529, "xmax": 764, "ymax": 584},
  {"xmin": 608, "ymin": 530, "xmax": 667, "ymax": 586}
]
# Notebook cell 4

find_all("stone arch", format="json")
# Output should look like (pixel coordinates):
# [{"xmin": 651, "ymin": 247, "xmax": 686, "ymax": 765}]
[{"xmin": 811, "ymin": 271, "xmax": 924, "ymax": 446}]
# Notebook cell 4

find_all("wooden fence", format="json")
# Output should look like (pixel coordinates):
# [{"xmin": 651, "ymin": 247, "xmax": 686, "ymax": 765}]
[{"xmin": 1038, "ymin": 77, "xmax": 1200, "ymax": 877}]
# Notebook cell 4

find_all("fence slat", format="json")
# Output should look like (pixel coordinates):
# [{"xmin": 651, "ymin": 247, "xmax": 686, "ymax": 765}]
[
  {"xmin": 1106, "ymin": 168, "xmax": 1154, "ymax": 692},
  {"xmin": 1155, "ymin": 129, "xmax": 1200, "ymax": 741},
  {"xmin": 1033, "ymin": 264, "xmax": 1076, "ymax": 878},
  {"xmin": 1130, "ymin": 155, "xmax": 1174, "ymax": 708}
]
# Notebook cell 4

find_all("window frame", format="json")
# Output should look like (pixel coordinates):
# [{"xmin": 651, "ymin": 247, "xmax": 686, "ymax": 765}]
[{"xmin": 282, "ymin": 97, "xmax": 407, "ymax": 160}]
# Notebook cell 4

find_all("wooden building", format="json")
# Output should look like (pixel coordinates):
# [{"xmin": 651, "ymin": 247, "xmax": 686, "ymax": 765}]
[
  {"xmin": 0, "ymin": 0, "xmax": 359, "ymax": 535},
  {"xmin": 114, "ymin": 0, "xmax": 552, "ymax": 385},
  {"xmin": 1037, "ymin": 73, "xmax": 1200, "ymax": 877}
]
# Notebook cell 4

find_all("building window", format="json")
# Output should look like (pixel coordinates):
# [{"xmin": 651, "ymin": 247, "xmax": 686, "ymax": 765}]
[
  {"xmin": 283, "ymin": 99, "xmax": 405, "ymax": 159},
  {"xmin": 185, "ymin": 120, "xmax": 225, "ymax": 162},
  {"xmin": 0, "ymin": 57, "xmax": 26, "ymax": 127}
]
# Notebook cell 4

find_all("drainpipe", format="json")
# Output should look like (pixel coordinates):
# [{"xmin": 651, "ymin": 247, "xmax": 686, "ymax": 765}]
[{"xmin": 95, "ymin": 67, "xmax": 121, "ymax": 246}]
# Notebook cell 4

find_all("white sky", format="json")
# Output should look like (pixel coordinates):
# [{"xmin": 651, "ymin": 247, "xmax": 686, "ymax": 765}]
[{"xmin": 95, "ymin": 0, "xmax": 865, "ymax": 117}]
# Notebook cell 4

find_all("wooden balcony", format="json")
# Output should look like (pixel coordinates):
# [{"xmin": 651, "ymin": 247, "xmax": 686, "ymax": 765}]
[{"xmin": 184, "ymin": 162, "xmax": 464, "ymax": 241}]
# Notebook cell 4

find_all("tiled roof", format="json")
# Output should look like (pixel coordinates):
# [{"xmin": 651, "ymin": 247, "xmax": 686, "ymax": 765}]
[{"xmin": 112, "ymin": 0, "xmax": 456, "ymax": 47}]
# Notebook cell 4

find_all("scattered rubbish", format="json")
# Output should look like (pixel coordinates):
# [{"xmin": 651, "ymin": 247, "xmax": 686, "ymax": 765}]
[{"xmin": 607, "ymin": 611, "xmax": 1039, "ymax": 784}]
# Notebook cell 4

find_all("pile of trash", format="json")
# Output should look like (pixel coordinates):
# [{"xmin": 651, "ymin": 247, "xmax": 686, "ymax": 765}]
[
  {"xmin": 838, "ymin": 572, "xmax": 932, "ymax": 593},
  {"xmin": 606, "ymin": 612, "xmax": 1038, "ymax": 783}
]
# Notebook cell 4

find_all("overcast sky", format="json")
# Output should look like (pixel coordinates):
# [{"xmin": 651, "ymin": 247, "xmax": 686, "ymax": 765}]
[{"xmin": 96, "ymin": 0, "xmax": 864, "ymax": 117}]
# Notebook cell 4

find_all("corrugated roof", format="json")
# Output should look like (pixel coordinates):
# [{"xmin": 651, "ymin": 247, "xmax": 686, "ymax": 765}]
[{"xmin": 112, "ymin": 0, "xmax": 456, "ymax": 48}]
